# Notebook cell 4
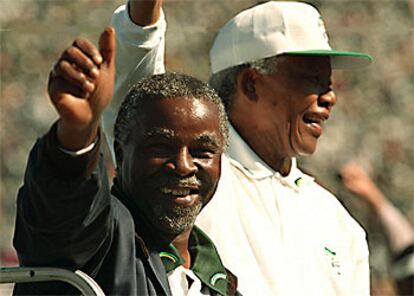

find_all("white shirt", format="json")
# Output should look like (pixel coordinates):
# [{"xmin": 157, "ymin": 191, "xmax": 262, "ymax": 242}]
[
  {"xmin": 196, "ymin": 126, "xmax": 370, "ymax": 296},
  {"xmin": 107, "ymin": 5, "xmax": 370, "ymax": 296},
  {"xmin": 167, "ymin": 266, "xmax": 209, "ymax": 296}
]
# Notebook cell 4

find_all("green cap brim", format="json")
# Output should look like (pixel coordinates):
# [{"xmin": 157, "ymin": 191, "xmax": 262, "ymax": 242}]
[{"xmin": 282, "ymin": 50, "xmax": 373, "ymax": 69}]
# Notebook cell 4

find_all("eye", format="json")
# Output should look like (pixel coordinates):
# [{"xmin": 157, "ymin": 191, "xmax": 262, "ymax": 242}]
[
  {"xmin": 143, "ymin": 143, "xmax": 172, "ymax": 157},
  {"xmin": 190, "ymin": 148, "xmax": 216, "ymax": 159}
]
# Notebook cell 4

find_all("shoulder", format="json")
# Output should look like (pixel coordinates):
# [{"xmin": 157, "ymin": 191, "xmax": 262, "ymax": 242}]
[
  {"xmin": 302, "ymin": 175, "xmax": 367, "ymax": 241},
  {"xmin": 109, "ymin": 196, "xmax": 137, "ymax": 240}
]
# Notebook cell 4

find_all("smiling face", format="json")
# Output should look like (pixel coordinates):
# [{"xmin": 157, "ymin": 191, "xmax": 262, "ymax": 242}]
[
  {"xmin": 118, "ymin": 97, "xmax": 224, "ymax": 238},
  {"xmin": 251, "ymin": 55, "xmax": 337, "ymax": 158}
]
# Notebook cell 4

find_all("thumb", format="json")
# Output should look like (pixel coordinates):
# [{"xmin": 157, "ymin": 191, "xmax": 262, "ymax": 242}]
[{"xmin": 99, "ymin": 26, "xmax": 116, "ymax": 66}]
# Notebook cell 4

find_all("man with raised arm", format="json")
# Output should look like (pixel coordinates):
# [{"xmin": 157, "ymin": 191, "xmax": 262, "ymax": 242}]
[
  {"xmin": 105, "ymin": 1, "xmax": 373, "ymax": 295},
  {"xmin": 13, "ymin": 27, "xmax": 239, "ymax": 295}
]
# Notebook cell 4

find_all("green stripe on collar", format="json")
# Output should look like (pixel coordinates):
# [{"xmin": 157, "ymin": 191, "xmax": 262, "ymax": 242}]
[
  {"xmin": 159, "ymin": 226, "xmax": 230, "ymax": 295},
  {"xmin": 159, "ymin": 245, "xmax": 185, "ymax": 274},
  {"xmin": 190, "ymin": 226, "xmax": 229, "ymax": 296}
]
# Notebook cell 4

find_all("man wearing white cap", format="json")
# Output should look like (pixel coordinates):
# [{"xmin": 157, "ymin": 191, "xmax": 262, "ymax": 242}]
[{"xmin": 106, "ymin": 1, "xmax": 373, "ymax": 295}]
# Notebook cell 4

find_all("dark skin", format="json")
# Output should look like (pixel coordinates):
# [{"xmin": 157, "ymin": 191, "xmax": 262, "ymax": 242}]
[
  {"xmin": 48, "ymin": 28, "xmax": 224, "ymax": 269},
  {"xmin": 48, "ymin": 27, "xmax": 115, "ymax": 151},
  {"xmin": 230, "ymin": 55, "xmax": 337, "ymax": 175},
  {"xmin": 118, "ymin": 97, "xmax": 224, "ymax": 267},
  {"xmin": 129, "ymin": 0, "xmax": 162, "ymax": 26}
]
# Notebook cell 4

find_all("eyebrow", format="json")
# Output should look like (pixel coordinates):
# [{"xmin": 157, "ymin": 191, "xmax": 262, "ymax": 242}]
[
  {"xmin": 143, "ymin": 129, "xmax": 222, "ymax": 149},
  {"xmin": 143, "ymin": 128, "xmax": 175, "ymax": 139},
  {"xmin": 195, "ymin": 133, "xmax": 222, "ymax": 149}
]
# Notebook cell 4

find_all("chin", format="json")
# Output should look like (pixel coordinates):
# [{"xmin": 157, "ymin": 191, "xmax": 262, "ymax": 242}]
[
  {"xmin": 155, "ymin": 203, "xmax": 202, "ymax": 235},
  {"xmin": 297, "ymin": 150, "xmax": 315, "ymax": 156},
  {"xmin": 292, "ymin": 141, "xmax": 318, "ymax": 156},
  {"xmin": 159, "ymin": 219, "xmax": 195, "ymax": 236}
]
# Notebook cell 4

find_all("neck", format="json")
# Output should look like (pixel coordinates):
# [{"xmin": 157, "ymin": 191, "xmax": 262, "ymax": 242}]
[
  {"xmin": 230, "ymin": 120, "xmax": 292, "ymax": 175},
  {"xmin": 172, "ymin": 228, "xmax": 192, "ymax": 269}
]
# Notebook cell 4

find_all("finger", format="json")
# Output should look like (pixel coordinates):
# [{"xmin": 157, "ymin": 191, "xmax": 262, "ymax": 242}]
[
  {"xmin": 73, "ymin": 37, "xmax": 103, "ymax": 65},
  {"xmin": 48, "ymin": 76, "xmax": 87, "ymax": 104},
  {"xmin": 99, "ymin": 27, "xmax": 116, "ymax": 67},
  {"xmin": 62, "ymin": 46, "xmax": 99, "ymax": 79},
  {"xmin": 53, "ymin": 59, "xmax": 95, "ymax": 93}
]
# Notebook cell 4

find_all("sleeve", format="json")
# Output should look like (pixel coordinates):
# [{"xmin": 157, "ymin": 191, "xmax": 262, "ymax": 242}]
[
  {"xmin": 13, "ymin": 123, "xmax": 113, "ymax": 276},
  {"xmin": 102, "ymin": 3, "xmax": 167, "ymax": 153}
]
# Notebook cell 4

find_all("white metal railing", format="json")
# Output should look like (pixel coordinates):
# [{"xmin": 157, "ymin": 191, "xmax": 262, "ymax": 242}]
[{"xmin": 0, "ymin": 267, "xmax": 105, "ymax": 296}]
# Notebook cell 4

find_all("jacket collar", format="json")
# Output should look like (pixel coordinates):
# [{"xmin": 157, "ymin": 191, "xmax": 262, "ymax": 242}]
[
  {"xmin": 111, "ymin": 179, "xmax": 173, "ymax": 295},
  {"xmin": 111, "ymin": 180, "xmax": 235, "ymax": 295},
  {"xmin": 160, "ymin": 226, "xmax": 230, "ymax": 295}
]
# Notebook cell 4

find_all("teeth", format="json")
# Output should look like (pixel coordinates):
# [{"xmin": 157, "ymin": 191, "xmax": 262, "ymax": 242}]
[
  {"xmin": 160, "ymin": 187, "xmax": 191, "ymax": 196},
  {"xmin": 304, "ymin": 116, "xmax": 323, "ymax": 124},
  {"xmin": 309, "ymin": 117, "xmax": 321, "ymax": 123}
]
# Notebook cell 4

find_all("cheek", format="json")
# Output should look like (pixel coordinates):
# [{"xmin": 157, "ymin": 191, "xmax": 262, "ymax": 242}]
[
  {"xmin": 134, "ymin": 157, "xmax": 166, "ymax": 177},
  {"xmin": 197, "ymin": 157, "xmax": 221, "ymax": 184},
  {"xmin": 290, "ymin": 123, "xmax": 318, "ymax": 155}
]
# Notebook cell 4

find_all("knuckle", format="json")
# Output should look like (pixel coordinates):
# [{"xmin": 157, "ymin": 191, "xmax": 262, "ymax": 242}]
[
  {"xmin": 66, "ymin": 46, "xmax": 78, "ymax": 57},
  {"xmin": 73, "ymin": 37, "xmax": 85, "ymax": 47},
  {"xmin": 74, "ymin": 37, "xmax": 92, "ymax": 52},
  {"xmin": 78, "ymin": 71, "xmax": 86, "ymax": 80},
  {"xmin": 59, "ymin": 59, "xmax": 69, "ymax": 70},
  {"xmin": 84, "ymin": 58, "xmax": 94, "ymax": 69}
]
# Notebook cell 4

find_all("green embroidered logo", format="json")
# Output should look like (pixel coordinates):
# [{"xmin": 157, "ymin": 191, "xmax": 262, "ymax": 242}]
[
  {"xmin": 324, "ymin": 247, "xmax": 341, "ymax": 275},
  {"xmin": 294, "ymin": 177, "xmax": 303, "ymax": 187},
  {"xmin": 324, "ymin": 246, "xmax": 336, "ymax": 256}
]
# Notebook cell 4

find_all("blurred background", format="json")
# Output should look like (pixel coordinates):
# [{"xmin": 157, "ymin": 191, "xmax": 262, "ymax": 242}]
[{"xmin": 1, "ymin": 0, "xmax": 413, "ymax": 295}]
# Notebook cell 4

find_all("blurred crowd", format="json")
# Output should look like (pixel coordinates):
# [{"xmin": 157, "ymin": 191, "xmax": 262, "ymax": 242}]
[{"xmin": 1, "ymin": 0, "xmax": 413, "ymax": 295}]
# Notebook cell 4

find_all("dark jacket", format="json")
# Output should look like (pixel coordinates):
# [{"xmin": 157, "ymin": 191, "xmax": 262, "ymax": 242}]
[{"xmin": 13, "ymin": 124, "xmax": 238, "ymax": 296}]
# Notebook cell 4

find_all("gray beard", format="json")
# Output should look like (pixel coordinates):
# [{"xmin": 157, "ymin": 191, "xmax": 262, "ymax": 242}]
[{"xmin": 154, "ymin": 202, "xmax": 202, "ymax": 235}]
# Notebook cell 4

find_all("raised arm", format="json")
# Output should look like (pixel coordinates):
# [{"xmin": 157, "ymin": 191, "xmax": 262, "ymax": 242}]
[
  {"xmin": 129, "ymin": 0, "xmax": 163, "ymax": 26},
  {"xmin": 103, "ymin": 0, "xmax": 166, "ymax": 162},
  {"xmin": 14, "ymin": 28, "xmax": 116, "ymax": 272},
  {"xmin": 341, "ymin": 163, "xmax": 414, "ymax": 295},
  {"xmin": 341, "ymin": 163, "xmax": 414, "ymax": 253}
]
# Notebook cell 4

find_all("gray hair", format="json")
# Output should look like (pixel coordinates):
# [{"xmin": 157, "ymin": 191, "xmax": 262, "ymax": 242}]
[
  {"xmin": 114, "ymin": 72, "xmax": 229, "ymax": 163},
  {"xmin": 208, "ymin": 55, "xmax": 279, "ymax": 112}
]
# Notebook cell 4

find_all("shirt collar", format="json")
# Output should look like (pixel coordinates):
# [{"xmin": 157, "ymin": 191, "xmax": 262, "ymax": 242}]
[
  {"xmin": 227, "ymin": 124, "xmax": 275, "ymax": 179},
  {"xmin": 159, "ymin": 226, "xmax": 229, "ymax": 296},
  {"xmin": 226, "ymin": 124, "xmax": 314, "ymax": 190}
]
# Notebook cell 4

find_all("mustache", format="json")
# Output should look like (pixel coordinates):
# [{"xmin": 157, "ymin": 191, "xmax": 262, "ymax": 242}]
[{"xmin": 149, "ymin": 175, "xmax": 202, "ymax": 188}]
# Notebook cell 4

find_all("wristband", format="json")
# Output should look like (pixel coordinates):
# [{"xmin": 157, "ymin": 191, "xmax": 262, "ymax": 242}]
[{"xmin": 58, "ymin": 138, "xmax": 98, "ymax": 156}]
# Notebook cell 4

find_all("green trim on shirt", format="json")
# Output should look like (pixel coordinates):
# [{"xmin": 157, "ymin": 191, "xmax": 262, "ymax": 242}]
[{"xmin": 159, "ymin": 226, "xmax": 229, "ymax": 295}]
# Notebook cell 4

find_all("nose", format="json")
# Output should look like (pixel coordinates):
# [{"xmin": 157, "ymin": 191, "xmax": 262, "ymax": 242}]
[
  {"xmin": 318, "ymin": 89, "xmax": 337, "ymax": 111},
  {"xmin": 165, "ymin": 147, "xmax": 198, "ymax": 176}
]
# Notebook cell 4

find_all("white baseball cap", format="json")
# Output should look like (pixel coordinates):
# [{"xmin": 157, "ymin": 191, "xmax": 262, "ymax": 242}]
[{"xmin": 210, "ymin": 1, "xmax": 373, "ymax": 74}]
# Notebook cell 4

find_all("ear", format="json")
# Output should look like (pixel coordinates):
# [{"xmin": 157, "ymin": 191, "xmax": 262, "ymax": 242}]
[{"xmin": 237, "ymin": 68, "xmax": 259, "ymax": 102}]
